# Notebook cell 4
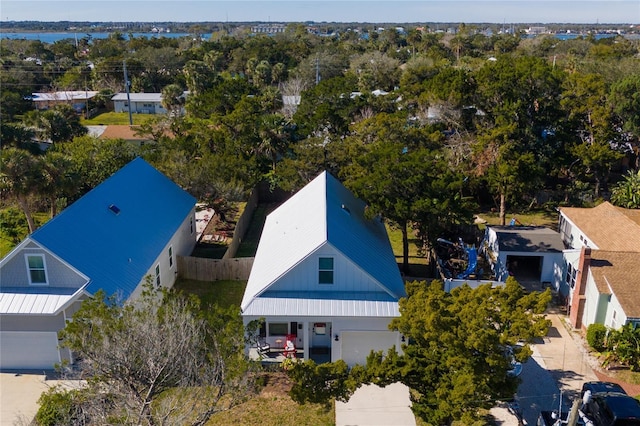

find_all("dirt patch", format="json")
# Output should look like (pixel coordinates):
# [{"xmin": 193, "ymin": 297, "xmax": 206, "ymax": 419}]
[{"xmin": 259, "ymin": 372, "xmax": 292, "ymax": 398}]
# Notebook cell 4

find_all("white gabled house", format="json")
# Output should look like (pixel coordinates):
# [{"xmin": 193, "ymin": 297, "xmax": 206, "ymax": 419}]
[
  {"xmin": 0, "ymin": 158, "xmax": 197, "ymax": 369},
  {"xmin": 241, "ymin": 172, "xmax": 406, "ymax": 366}
]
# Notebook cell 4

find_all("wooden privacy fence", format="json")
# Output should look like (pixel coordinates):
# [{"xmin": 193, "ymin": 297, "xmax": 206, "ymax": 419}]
[{"xmin": 177, "ymin": 256, "xmax": 254, "ymax": 281}]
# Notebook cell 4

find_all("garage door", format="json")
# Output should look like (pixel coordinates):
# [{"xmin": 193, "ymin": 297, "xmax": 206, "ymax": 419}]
[
  {"xmin": 0, "ymin": 332, "xmax": 60, "ymax": 369},
  {"xmin": 341, "ymin": 331, "xmax": 398, "ymax": 367}
]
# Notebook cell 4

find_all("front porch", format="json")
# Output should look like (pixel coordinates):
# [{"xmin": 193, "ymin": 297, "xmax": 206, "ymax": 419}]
[{"xmin": 249, "ymin": 346, "xmax": 331, "ymax": 365}]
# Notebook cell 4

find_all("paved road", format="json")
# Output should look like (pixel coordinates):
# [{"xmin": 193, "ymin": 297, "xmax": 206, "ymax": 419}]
[{"xmin": 516, "ymin": 311, "xmax": 598, "ymax": 425}]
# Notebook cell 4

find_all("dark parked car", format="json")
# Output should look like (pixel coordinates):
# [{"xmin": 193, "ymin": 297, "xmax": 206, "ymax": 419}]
[
  {"xmin": 582, "ymin": 392, "xmax": 640, "ymax": 426},
  {"xmin": 582, "ymin": 381, "xmax": 627, "ymax": 397}
]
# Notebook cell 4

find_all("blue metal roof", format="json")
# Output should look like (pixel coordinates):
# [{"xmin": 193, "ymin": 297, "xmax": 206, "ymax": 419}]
[{"xmin": 31, "ymin": 157, "xmax": 195, "ymax": 300}]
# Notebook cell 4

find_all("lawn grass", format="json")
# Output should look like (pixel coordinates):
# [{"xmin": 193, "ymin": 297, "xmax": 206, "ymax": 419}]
[
  {"xmin": 236, "ymin": 203, "xmax": 277, "ymax": 258},
  {"xmin": 386, "ymin": 224, "xmax": 428, "ymax": 265},
  {"xmin": 206, "ymin": 396, "xmax": 335, "ymax": 426},
  {"xmin": 173, "ymin": 278, "xmax": 246, "ymax": 308},
  {"xmin": 475, "ymin": 209, "xmax": 558, "ymax": 230},
  {"xmin": 81, "ymin": 112, "xmax": 156, "ymax": 126}
]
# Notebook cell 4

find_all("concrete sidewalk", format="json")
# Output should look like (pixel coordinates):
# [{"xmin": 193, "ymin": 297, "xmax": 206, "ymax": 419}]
[{"xmin": 335, "ymin": 382, "xmax": 416, "ymax": 426}]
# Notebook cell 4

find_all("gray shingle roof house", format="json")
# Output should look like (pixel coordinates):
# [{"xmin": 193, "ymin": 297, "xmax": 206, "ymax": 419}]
[
  {"xmin": 241, "ymin": 171, "xmax": 405, "ymax": 366},
  {"xmin": 560, "ymin": 203, "xmax": 640, "ymax": 330}
]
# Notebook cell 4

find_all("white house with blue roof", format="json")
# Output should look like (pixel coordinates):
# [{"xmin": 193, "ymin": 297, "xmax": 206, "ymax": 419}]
[
  {"xmin": 241, "ymin": 171, "xmax": 406, "ymax": 366},
  {"xmin": 0, "ymin": 158, "xmax": 197, "ymax": 369}
]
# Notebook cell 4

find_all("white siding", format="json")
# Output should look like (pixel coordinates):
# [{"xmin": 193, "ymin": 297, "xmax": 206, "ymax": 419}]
[
  {"xmin": 267, "ymin": 244, "xmax": 382, "ymax": 293},
  {"xmin": 605, "ymin": 293, "xmax": 626, "ymax": 330},
  {"xmin": 128, "ymin": 207, "xmax": 196, "ymax": 301},
  {"xmin": 558, "ymin": 249, "xmax": 581, "ymax": 299},
  {"xmin": 582, "ymin": 271, "xmax": 604, "ymax": 328}
]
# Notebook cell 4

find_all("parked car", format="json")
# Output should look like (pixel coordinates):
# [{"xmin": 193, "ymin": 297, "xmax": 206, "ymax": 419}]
[
  {"xmin": 582, "ymin": 381, "xmax": 627, "ymax": 397},
  {"xmin": 582, "ymin": 392, "xmax": 640, "ymax": 426}
]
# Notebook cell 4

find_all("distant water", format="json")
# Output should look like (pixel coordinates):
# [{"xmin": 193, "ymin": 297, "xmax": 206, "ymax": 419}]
[
  {"xmin": 1, "ymin": 31, "xmax": 634, "ymax": 44},
  {"xmin": 0, "ymin": 32, "xmax": 200, "ymax": 43}
]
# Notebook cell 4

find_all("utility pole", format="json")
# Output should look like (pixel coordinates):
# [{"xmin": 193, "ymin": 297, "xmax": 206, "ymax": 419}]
[
  {"xmin": 315, "ymin": 56, "xmax": 320, "ymax": 85},
  {"xmin": 123, "ymin": 60, "xmax": 133, "ymax": 126},
  {"xmin": 85, "ymin": 79, "xmax": 89, "ymax": 119}
]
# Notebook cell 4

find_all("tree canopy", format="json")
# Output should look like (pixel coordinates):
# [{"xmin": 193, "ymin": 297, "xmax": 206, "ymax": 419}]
[
  {"xmin": 288, "ymin": 278, "xmax": 551, "ymax": 425},
  {"xmin": 52, "ymin": 285, "xmax": 256, "ymax": 426}
]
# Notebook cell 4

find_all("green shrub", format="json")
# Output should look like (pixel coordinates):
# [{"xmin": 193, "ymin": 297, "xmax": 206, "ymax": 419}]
[
  {"xmin": 587, "ymin": 323, "xmax": 608, "ymax": 352},
  {"xmin": 35, "ymin": 387, "xmax": 75, "ymax": 426}
]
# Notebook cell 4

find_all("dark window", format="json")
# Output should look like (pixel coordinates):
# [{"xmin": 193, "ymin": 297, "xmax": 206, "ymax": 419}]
[
  {"xmin": 319, "ymin": 257, "xmax": 334, "ymax": 284},
  {"xmin": 566, "ymin": 263, "xmax": 577, "ymax": 288},
  {"xmin": 26, "ymin": 255, "xmax": 47, "ymax": 284},
  {"xmin": 269, "ymin": 323, "xmax": 288, "ymax": 336}
]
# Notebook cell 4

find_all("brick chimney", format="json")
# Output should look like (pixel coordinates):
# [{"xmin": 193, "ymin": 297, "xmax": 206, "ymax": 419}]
[{"xmin": 569, "ymin": 247, "xmax": 591, "ymax": 329}]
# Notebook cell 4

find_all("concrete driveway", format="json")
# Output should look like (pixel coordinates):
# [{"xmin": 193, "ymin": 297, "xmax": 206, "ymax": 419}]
[
  {"xmin": 516, "ymin": 310, "xmax": 598, "ymax": 424},
  {"xmin": 0, "ymin": 371, "xmax": 50, "ymax": 425},
  {"xmin": 336, "ymin": 382, "xmax": 416, "ymax": 426},
  {"xmin": 0, "ymin": 371, "xmax": 81, "ymax": 426}
]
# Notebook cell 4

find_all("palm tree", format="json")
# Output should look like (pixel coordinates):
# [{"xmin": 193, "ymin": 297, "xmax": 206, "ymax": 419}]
[
  {"xmin": 0, "ymin": 148, "xmax": 43, "ymax": 233},
  {"xmin": 449, "ymin": 35, "xmax": 465, "ymax": 63},
  {"xmin": 41, "ymin": 151, "xmax": 77, "ymax": 218},
  {"xmin": 611, "ymin": 170, "xmax": 640, "ymax": 209},
  {"xmin": 161, "ymin": 84, "xmax": 185, "ymax": 117},
  {"xmin": 256, "ymin": 114, "xmax": 288, "ymax": 172}
]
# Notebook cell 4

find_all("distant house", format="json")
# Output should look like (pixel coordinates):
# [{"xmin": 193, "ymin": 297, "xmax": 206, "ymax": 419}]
[
  {"xmin": 557, "ymin": 202, "xmax": 640, "ymax": 330},
  {"xmin": 482, "ymin": 226, "xmax": 565, "ymax": 287},
  {"xmin": 87, "ymin": 125, "xmax": 156, "ymax": 146},
  {"xmin": 112, "ymin": 93, "xmax": 166, "ymax": 114},
  {"xmin": 241, "ymin": 171, "xmax": 406, "ymax": 366},
  {"xmin": 0, "ymin": 158, "xmax": 197, "ymax": 369},
  {"xmin": 111, "ymin": 91, "xmax": 188, "ymax": 115},
  {"xmin": 30, "ymin": 91, "xmax": 98, "ymax": 112},
  {"xmin": 251, "ymin": 23, "xmax": 286, "ymax": 34}
]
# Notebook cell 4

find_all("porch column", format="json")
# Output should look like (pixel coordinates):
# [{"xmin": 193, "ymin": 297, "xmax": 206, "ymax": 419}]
[{"xmin": 303, "ymin": 321, "xmax": 309, "ymax": 361}]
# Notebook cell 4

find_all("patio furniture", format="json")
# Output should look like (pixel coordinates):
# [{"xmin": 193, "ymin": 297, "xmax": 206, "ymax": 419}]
[
  {"xmin": 283, "ymin": 339, "xmax": 296, "ymax": 359},
  {"xmin": 256, "ymin": 339, "xmax": 270, "ymax": 356}
]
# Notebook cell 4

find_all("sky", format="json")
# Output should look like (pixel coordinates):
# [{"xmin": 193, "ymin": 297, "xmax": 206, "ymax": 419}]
[{"xmin": 1, "ymin": 0, "xmax": 639, "ymax": 24}]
